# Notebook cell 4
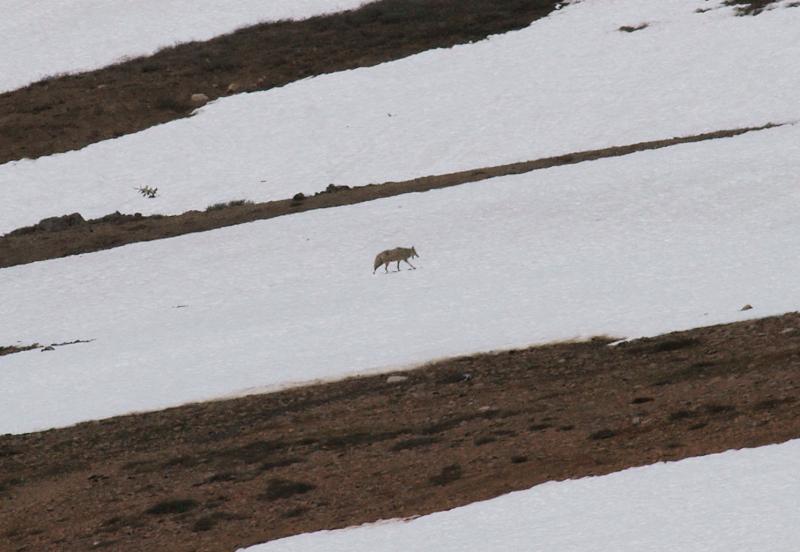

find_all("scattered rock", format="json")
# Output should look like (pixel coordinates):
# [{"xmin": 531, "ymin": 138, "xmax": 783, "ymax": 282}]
[
  {"xmin": 386, "ymin": 375, "xmax": 408, "ymax": 384},
  {"xmin": 290, "ymin": 193, "xmax": 306, "ymax": 207},
  {"xmin": 37, "ymin": 213, "xmax": 86, "ymax": 232},
  {"xmin": 741, "ymin": 304, "xmax": 753, "ymax": 311},
  {"xmin": 41, "ymin": 346, "xmax": 55, "ymax": 352},
  {"xmin": 618, "ymin": 23, "xmax": 648, "ymax": 32},
  {"xmin": 315, "ymin": 183, "xmax": 351, "ymax": 196},
  {"xmin": 190, "ymin": 93, "xmax": 209, "ymax": 107},
  {"xmin": 781, "ymin": 327, "xmax": 796, "ymax": 334},
  {"xmin": 92, "ymin": 211, "xmax": 142, "ymax": 225},
  {"xmin": 226, "ymin": 82, "xmax": 242, "ymax": 93},
  {"xmin": 478, "ymin": 406, "xmax": 494, "ymax": 413}
]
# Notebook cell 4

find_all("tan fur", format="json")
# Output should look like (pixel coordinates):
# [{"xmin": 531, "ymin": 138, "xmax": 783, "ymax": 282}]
[{"xmin": 373, "ymin": 246, "xmax": 418, "ymax": 273}]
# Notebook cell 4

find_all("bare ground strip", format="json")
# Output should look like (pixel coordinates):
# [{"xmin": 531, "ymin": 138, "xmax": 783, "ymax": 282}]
[
  {"xmin": 2, "ymin": 312, "xmax": 800, "ymax": 550},
  {"xmin": 0, "ymin": 122, "xmax": 782, "ymax": 269}
]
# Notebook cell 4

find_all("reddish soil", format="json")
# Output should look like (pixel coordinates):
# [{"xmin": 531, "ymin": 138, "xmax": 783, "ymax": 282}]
[
  {"xmin": 0, "ymin": 123, "xmax": 780, "ymax": 270},
  {"xmin": 3, "ymin": 312, "xmax": 800, "ymax": 551},
  {"xmin": 0, "ymin": 0, "xmax": 557, "ymax": 165}
]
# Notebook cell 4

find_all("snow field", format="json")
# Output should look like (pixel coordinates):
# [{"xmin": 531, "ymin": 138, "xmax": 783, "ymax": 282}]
[
  {"xmin": 241, "ymin": 439, "xmax": 800, "ymax": 551},
  {"xmin": 2, "ymin": 0, "xmax": 800, "ymax": 234},
  {"xmin": 0, "ymin": 0, "xmax": 372, "ymax": 93},
  {"xmin": 1, "ymin": 122, "xmax": 799, "ymax": 434}
]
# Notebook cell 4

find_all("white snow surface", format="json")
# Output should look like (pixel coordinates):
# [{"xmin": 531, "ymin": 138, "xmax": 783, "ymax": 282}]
[
  {"xmin": 1, "ymin": 123, "xmax": 799, "ymax": 435},
  {"xmin": 2, "ymin": 0, "xmax": 800, "ymax": 235},
  {"xmin": 241, "ymin": 439, "xmax": 800, "ymax": 552},
  {"xmin": 0, "ymin": 0, "xmax": 372, "ymax": 93}
]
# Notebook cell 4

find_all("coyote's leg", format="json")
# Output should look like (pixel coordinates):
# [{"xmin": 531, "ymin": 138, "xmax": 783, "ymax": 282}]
[
  {"xmin": 404, "ymin": 259, "xmax": 416, "ymax": 269},
  {"xmin": 384, "ymin": 263, "xmax": 390, "ymax": 273},
  {"xmin": 396, "ymin": 261, "xmax": 402, "ymax": 271}
]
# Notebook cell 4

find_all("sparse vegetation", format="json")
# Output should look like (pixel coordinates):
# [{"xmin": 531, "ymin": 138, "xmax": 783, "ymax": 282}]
[
  {"xmin": 5, "ymin": 313, "xmax": 800, "ymax": 549},
  {"xmin": 282, "ymin": 506, "xmax": 310, "ymax": 519},
  {"xmin": 258, "ymin": 478, "xmax": 316, "ymax": 501},
  {"xmin": 153, "ymin": 96, "xmax": 191, "ymax": 113},
  {"xmin": 588, "ymin": 428, "xmax": 617, "ymax": 440},
  {"xmin": 191, "ymin": 516, "xmax": 216, "ymax": 532},
  {"xmin": 668, "ymin": 410, "xmax": 696, "ymax": 421},
  {"xmin": 145, "ymin": 498, "xmax": 199, "ymax": 515},
  {"xmin": 705, "ymin": 403, "xmax": 737, "ymax": 416},
  {"xmin": 428, "ymin": 464, "xmax": 462, "ymax": 486},
  {"xmin": 631, "ymin": 396, "xmax": 654, "ymax": 404},
  {"xmin": 205, "ymin": 199, "xmax": 254, "ymax": 212},
  {"xmin": 135, "ymin": 185, "xmax": 158, "ymax": 199},
  {"xmin": 203, "ymin": 472, "xmax": 237, "ymax": 484},
  {"xmin": 724, "ymin": 0, "xmax": 783, "ymax": 15},
  {"xmin": 259, "ymin": 457, "xmax": 302, "ymax": 472},
  {"xmin": 0, "ymin": 477, "xmax": 23, "ymax": 494},
  {"xmin": 391, "ymin": 436, "xmax": 440, "ymax": 451}
]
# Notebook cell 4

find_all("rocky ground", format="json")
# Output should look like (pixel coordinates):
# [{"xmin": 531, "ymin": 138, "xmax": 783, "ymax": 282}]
[
  {"xmin": 0, "ymin": 124, "xmax": 776, "ymax": 269},
  {"xmin": 1, "ymin": 2, "xmax": 793, "ymax": 551},
  {"xmin": 3, "ymin": 312, "xmax": 800, "ymax": 551}
]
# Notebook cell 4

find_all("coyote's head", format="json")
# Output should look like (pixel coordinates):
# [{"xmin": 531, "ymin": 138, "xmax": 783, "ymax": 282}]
[{"xmin": 411, "ymin": 246, "xmax": 419, "ymax": 258}]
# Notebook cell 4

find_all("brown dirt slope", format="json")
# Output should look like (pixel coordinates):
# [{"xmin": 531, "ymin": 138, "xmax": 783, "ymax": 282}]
[
  {"xmin": 0, "ymin": 123, "xmax": 780, "ymax": 270},
  {"xmin": 3, "ymin": 312, "xmax": 800, "ymax": 551},
  {"xmin": 0, "ymin": 0, "xmax": 557, "ymax": 165}
]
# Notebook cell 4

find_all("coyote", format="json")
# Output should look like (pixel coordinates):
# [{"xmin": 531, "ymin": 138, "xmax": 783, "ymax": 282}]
[{"xmin": 373, "ymin": 246, "xmax": 419, "ymax": 273}]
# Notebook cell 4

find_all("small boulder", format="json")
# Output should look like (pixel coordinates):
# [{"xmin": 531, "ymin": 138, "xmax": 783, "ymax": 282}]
[
  {"xmin": 190, "ymin": 93, "xmax": 209, "ymax": 107},
  {"xmin": 386, "ymin": 375, "xmax": 408, "ymax": 384},
  {"xmin": 37, "ymin": 212, "xmax": 85, "ymax": 232},
  {"xmin": 227, "ymin": 82, "xmax": 242, "ymax": 93},
  {"xmin": 740, "ymin": 304, "xmax": 753, "ymax": 311},
  {"xmin": 325, "ymin": 183, "xmax": 350, "ymax": 193},
  {"xmin": 290, "ymin": 192, "xmax": 306, "ymax": 207}
]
